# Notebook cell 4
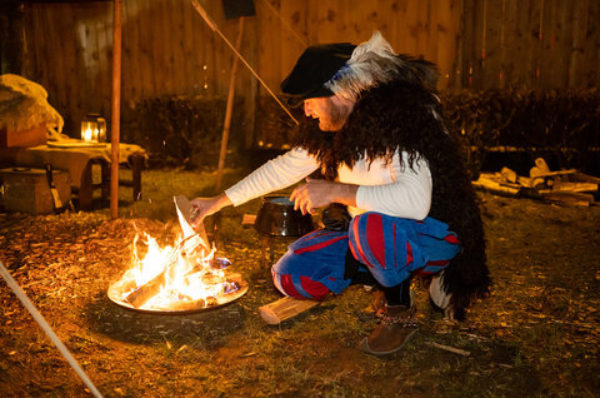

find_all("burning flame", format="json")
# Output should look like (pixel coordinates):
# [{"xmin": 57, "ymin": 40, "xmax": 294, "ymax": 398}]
[{"xmin": 110, "ymin": 198, "xmax": 239, "ymax": 311}]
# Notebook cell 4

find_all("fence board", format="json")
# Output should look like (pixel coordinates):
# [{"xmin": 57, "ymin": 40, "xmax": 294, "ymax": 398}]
[
  {"xmin": 568, "ymin": 0, "xmax": 588, "ymax": 88},
  {"xmin": 584, "ymin": 0, "xmax": 600, "ymax": 87},
  {"xmin": 17, "ymin": 0, "xmax": 600, "ymax": 144},
  {"xmin": 480, "ymin": 0, "xmax": 502, "ymax": 89}
]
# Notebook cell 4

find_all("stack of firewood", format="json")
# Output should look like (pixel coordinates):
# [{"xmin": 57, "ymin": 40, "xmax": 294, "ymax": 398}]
[{"xmin": 473, "ymin": 158, "xmax": 599, "ymax": 206}]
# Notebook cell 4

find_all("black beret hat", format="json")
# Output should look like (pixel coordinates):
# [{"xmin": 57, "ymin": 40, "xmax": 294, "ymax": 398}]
[{"xmin": 280, "ymin": 42, "xmax": 356, "ymax": 104}]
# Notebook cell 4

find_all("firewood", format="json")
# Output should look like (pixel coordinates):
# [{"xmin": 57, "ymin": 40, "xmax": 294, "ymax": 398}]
[
  {"xmin": 552, "ymin": 182, "xmax": 598, "ymax": 193},
  {"xmin": 516, "ymin": 175, "xmax": 533, "ymax": 188},
  {"xmin": 125, "ymin": 272, "xmax": 166, "ymax": 308},
  {"xmin": 258, "ymin": 296, "xmax": 320, "ymax": 325},
  {"xmin": 541, "ymin": 192, "xmax": 594, "ymax": 207},
  {"xmin": 571, "ymin": 172, "xmax": 600, "ymax": 184},
  {"xmin": 535, "ymin": 157, "xmax": 551, "ymax": 174},
  {"xmin": 472, "ymin": 174, "xmax": 520, "ymax": 196},
  {"xmin": 529, "ymin": 166, "xmax": 545, "ymax": 188},
  {"xmin": 241, "ymin": 214, "xmax": 256, "ymax": 225},
  {"xmin": 530, "ymin": 168, "xmax": 576, "ymax": 178},
  {"xmin": 500, "ymin": 167, "xmax": 518, "ymax": 184}
]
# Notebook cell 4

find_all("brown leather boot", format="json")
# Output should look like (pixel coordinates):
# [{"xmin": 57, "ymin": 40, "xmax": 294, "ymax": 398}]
[{"xmin": 359, "ymin": 304, "xmax": 419, "ymax": 356}]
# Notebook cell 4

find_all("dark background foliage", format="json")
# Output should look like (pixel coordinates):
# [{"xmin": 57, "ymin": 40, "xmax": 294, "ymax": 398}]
[
  {"xmin": 123, "ymin": 89, "xmax": 599, "ymax": 177},
  {"xmin": 442, "ymin": 89, "xmax": 600, "ymax": 176},
  {"xmin": 121, "ymin": 95, "xmax": 245, "ymax": 169}
]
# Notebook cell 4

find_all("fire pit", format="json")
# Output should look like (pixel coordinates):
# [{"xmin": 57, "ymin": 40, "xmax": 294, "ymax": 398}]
[
  {"xmin": 107, "ymin": 272, "xmax": 248, "ymax": 314},
  {"xmin": 107, "ymin": 196, "xmax": 248, "ymax": 314}
]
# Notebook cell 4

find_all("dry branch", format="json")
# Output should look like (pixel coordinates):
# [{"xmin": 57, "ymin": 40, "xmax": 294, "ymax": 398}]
[{"xmin": 426, "ymin": 341, "xmax": 471, "ymax": 356}]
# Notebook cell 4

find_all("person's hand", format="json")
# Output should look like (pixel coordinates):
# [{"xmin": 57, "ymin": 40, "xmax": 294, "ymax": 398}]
[
  {"xmin": 290, "ymin": 179, "xmax": 357, "ymax": 215},
  {"xmin": 189, "ymin": 193, "xmax": 232, "ymax": 228}
]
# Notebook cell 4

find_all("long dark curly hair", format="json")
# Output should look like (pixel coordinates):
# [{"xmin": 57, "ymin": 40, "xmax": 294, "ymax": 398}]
[{"xmin": 293, "ymin": 79, "xmax": 491, "ymax": 319}]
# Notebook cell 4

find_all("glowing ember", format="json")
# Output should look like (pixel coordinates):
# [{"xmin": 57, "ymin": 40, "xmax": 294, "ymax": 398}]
[{"xmin": 108, "ymin": 197, "xmax": 247, "ymax": 312}]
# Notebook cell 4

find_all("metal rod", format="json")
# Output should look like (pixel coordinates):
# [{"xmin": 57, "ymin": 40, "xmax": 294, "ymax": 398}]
[
  {"xmin": 0, "ymin": 259, "xmax": 103, "ymax": 398},
  {"xmin": 110, "ymin": 0, "xmax": 123, "ymax": 219},
  {"xmin": 190, "ymin": 0, "xmax": 299, "ymax": 125}
]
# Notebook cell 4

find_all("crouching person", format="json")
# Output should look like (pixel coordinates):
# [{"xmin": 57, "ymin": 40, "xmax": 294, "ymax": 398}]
[
  {"xmin": 272, "ymin": 212, "xmax": 461, "ymax": 355},
  {"xmin": 191, "ymin": 32, "xmax": 491, "ymax": 356}
]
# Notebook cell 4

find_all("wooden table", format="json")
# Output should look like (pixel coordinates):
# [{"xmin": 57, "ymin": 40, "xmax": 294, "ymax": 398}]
[{"xmin": 0, "ymin": 143, "xmax": 146, "ymax": 210}]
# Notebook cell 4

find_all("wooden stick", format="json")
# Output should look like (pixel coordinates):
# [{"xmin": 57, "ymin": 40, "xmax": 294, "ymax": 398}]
[
  {"xmin": 426, "ymin": 342, "xmax": 471, "ymax": 357},
  {"xmin": 190, "ymin": 0, "xmax": 299, "ymax": 125},
  {"xmin": 110, "ymin": 0, "xmax": 122, "ymax": 219},
  {"xmin": 259, "ymin": 296, "xmax": 320, "ymax": 325},
  {"xmin": 0, "ymin": 259, "xmax": 104, "ymax": 398},
  {"xmin": 215, "ymin": 17, "xmax": 244, "ymax": 194}
]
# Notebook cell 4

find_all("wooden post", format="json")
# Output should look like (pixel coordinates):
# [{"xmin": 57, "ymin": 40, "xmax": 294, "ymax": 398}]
[
  {"xmin": 110, "ymin": 0, "xmax": 122, "ymax": 219},
  {"xmin": 215, "ymin": 17, "xmax": 245, "ymax": 193}
]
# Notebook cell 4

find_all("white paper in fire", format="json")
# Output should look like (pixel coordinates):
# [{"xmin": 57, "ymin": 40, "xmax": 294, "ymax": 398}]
[{"xmin": 107, "ymin": 196, "xmax": 248, "ymax": 313}]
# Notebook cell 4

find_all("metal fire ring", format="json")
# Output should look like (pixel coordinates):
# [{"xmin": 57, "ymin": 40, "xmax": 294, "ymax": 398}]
[{"xmin": 107, "ymin": 273, "xmax": 249, "ymax": 314}]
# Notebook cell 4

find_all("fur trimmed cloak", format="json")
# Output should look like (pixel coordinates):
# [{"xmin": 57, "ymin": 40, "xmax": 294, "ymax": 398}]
[{"xmin": 293, "ymin": 78, "xmax": 491, "ymax": 319}]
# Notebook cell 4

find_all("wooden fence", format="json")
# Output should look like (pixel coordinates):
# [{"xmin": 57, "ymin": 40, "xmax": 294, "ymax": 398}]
[{"xmin": 12, "ymin": 0, "xmax": 600, "ymax": 145}]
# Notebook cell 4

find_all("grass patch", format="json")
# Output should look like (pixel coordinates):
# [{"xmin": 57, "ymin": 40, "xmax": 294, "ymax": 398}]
[{"xmin": 0, "ymin": 167, "xmax": 598, "ymax": 397}]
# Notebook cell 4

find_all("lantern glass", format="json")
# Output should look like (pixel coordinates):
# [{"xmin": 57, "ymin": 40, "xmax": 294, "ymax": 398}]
[{"xmin": 81, "ymin": 114, "xmax": 107, "ymax": 143}]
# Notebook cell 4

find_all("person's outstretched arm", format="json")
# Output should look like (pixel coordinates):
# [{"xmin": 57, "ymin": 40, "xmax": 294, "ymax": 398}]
[
  {"xmin": 190, "ymin": 193, "xmax": 232, "ymax": 228},
  {"xmin": 190, "ymin": 147, "xmax": 319, "ymax": 227}
]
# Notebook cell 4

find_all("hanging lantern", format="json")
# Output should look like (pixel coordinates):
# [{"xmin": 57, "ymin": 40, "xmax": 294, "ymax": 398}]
[{"xmin": 80, "ymin": 114, "xmax": 107, "ymax": 143}]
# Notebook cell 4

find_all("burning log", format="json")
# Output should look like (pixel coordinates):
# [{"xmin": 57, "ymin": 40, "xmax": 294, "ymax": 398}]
[
  {"xmin": 167, "ymin": 296, "xmax": 217, "ymax": 312},
  {"xmin": 124, "ymin": 234, "xmax": 205, "ymax": 308},
  {"xmin": 108, "ymin": 195, "xmax": 249, "ymax": 313},
  {"xmin": 125, "ymin": 271, "xmax": 166, "ymax": 308}
]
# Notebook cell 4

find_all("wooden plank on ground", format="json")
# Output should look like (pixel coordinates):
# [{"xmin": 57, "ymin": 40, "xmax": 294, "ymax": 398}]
[{"xmin": 258, "ymin": 296, "xmax": 320, "ymax": 325}]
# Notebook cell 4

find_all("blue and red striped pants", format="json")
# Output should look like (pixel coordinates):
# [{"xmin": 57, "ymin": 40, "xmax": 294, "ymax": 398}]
[{"xmin": 272, "ymin": 212, "xmax": 460, "ymax": 300}]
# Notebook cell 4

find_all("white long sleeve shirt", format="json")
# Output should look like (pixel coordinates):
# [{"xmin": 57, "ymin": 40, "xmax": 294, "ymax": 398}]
[{"xmin": 224, "ymin": 147, "xmax": 432, "ymax": 220}]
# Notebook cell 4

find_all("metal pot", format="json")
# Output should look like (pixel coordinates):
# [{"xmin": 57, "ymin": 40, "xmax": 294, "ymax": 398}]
[{"xmin": 255, "ymin": 195, "xmax": 314, "ymax": 237}]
